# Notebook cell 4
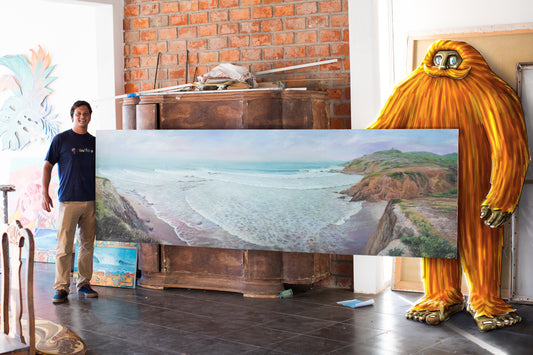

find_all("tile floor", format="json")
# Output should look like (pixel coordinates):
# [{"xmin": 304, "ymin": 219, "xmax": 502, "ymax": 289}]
[{"xmin": 34, "ymin": 262, "xmax": 533, "ymax": 354}]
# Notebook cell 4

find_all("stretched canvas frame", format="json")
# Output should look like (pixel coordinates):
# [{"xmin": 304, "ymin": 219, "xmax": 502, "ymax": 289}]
[{"xmin": 96, "ymin": 129, "xmax": 458, "ymax": 258}]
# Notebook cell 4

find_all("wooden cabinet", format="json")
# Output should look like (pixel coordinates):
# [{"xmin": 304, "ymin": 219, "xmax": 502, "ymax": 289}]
[{"xmin": 123, "ymin": 89, "xmax": 331, "ymax": 298}]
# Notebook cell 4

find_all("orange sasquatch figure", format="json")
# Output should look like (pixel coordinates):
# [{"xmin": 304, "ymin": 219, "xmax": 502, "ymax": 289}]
[{"xmin": 369, "ymin": 40, "xmax": 530, "ymax": 331}]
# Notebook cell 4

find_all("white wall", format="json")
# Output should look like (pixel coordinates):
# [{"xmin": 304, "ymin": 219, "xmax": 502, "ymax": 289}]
[{"xmin": 348, "ymin": 0, "xmax": 533, "ymax": 294}]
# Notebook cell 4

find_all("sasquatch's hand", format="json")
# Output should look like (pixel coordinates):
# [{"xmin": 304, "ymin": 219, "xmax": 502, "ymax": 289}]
[{"xmin": 480, "ymin": 205, "xmax": 512, "ymax": 228}]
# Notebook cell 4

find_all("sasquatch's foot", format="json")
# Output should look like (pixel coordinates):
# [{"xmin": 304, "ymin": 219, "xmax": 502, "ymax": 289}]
[
  {"xmin": 406, "ymin": 302, "xmax": 464, "ymax": 325},
  {"xmin": 466, "ymin": 303, "xmax": 522, "ymax": 331}
]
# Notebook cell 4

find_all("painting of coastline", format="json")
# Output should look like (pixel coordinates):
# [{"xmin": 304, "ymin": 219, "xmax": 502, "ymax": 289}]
[
  {"xmin": 95, "ymin": 129, "xmax": 458, "ymax": 258},
  {"xmin": 74, "ymin": 241, "xmax": 137, "ymax": 288}
]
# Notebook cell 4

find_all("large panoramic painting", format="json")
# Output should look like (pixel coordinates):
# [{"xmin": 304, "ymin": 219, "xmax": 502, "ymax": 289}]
[{"xmin": 96, "ymin": 129, "xmax": 458, "ymax": 258}]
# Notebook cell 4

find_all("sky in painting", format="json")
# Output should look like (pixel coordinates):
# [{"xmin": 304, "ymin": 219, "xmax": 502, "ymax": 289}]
[{"xmin": 96, "ymin": 129, "xmax": 458, "ymax": 165}]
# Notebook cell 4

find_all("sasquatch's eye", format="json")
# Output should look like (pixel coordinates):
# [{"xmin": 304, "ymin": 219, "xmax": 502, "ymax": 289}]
[
  {"xmin": 449, "ymin": 56, "xmax": 457, "ymax": 66},
  {"xmin": 434, "ymin": 55, "xmax": 443, "ymax": 66}
]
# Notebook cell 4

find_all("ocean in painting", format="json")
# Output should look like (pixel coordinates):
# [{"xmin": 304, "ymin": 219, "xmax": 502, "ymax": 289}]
[{"xmin": 97, "ymin": 160, "xmax": 365, "ymax": 253}]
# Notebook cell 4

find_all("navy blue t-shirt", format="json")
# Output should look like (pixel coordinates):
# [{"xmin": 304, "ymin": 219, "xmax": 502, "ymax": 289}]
[{"xmin": 45, "ymin": 129, "xmax": 95, "ymax": 202}]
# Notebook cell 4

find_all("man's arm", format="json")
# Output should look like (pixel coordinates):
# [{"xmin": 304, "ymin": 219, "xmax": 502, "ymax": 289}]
[{"xmin": 42, "ymin": 161, "xmax": 54, "ymax": 212}]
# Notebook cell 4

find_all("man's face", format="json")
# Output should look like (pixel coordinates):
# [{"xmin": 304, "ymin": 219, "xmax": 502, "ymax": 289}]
[{"xmin": 72, "ymin": 105, "xmax": 91, "ymax": 130}]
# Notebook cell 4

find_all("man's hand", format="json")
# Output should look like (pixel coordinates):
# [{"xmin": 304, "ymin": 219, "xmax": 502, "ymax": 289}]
[
  {"xmin": 480, "ymin": 205, "xmax": 511, "ymax": 228},
  {"xmin": 42, "ymin": 193, "xmax": 53, "ymax": 212}
]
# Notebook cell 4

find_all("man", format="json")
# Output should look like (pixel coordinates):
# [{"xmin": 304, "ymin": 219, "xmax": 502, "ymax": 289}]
[{"xmin": 42, "ymin": 100, "xmax": 98, "ymax": 304}]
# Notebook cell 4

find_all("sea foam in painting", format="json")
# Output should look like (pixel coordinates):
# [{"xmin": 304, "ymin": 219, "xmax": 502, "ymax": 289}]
[{"xmin": 96, "ymin": 129, "xmax": 458, "ymax": 257}]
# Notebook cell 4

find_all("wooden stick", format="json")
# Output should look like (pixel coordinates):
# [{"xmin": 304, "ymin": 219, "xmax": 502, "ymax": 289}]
[{"xmin": 254, "ymin": 59, "xmax": 338, "ymax": 75}]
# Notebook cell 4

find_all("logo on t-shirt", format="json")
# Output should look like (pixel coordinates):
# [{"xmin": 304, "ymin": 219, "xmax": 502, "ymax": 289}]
[{"xmin": 71, "ymin": 148, "xmax": 94, "ymax": 155}]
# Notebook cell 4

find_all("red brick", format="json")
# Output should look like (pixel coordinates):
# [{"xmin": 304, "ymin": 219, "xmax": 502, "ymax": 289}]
[
  {"xmin": 161, "ymin": 54, "xmax": 178, "ymax": 66},
  {"xmin": 124, "ymin": 45, "xmax": 130, "ymax": 56},
  {"xmin": 188, "ymin": 39, "xmax": 207, "ymax": 50},
  {"xmin": 209, "ymin": 37, "xmax": 228, "ymax": 50},
  {"xmin": 251, "ymin": 34, "xmax": 271, "ymax": 46},
  {"xmin": 131, "ymin": 69, "xmax": 148, "ymax": 81},
  {"xmin": 328, "ymin": 88, "xmax": 343, "ymax": 100},
  {"xmin": 242, "ymin": 0, "xmax": 261, "ymax": 5},
  {"xmin": 124, "ymin": 5, "xmax": 139, "ymax": 17},
  {"xmin": 199, "ymin": 24, "xmax": 217, "ymax": 37},
  {"xmin": 241, "ymin": 48, "xmax": 261, "ymax": 61},
  {"xmin": 343, "ymin": 57, "xmax": 349, "ymax": 71},
  {"xmin": 125, "ymin": 82, "xmax": 140, "ymax": 94},
  {"xmin": 220, "ymin": 50, "xmax": 240, "ymax": 62},
  {"xmin": 262, "ymin": 47, "xmax": 283, "ymax": 60},
  {"xmin": 149, "ymin": 42, "xmax": 167, "ymax": 54},
  {"xmin": 150, "ymin": 16, "xmax": 169, "ymax": 28},
  {"xmin": 319, "ymin": 29, "xmax": 341, "ymax": 42},
  {"xmin": 273, "ymin": 4, "xmax": 294, "ymax": 17},
  {"xmin": 199, "ymin": 0, "xmax": 218, "ymax": 10},
  {"xmin": 124, "ymin": 70, "xmax": 131, "ymax": 82},
  {"xmin": 178, "ymin": 26, "xmax": 197, "ymax": 38},
  {"xmin": 140, "ymin": 55, "xmax": 159, "ymax": 68},
  {"xmin": 131, "ymin": 17, "xmax": 149, "ymax": 29},
  {"xmin": 220, "ymin": 0, "xmax": 238, "ymax": 7},
  {"xmin": 230, "ymin": 8, "xmax": 250, "ymax": 21},
  {"xmin": 123, "ymin": 19, "xmax": 131, "ymax": 31},
  {"xmin": 230, "ymin": 35, "xmax": 249, "ymax": 48},
  {"xmin": 321, "ymin": 0, "xmax": 342, "ymax": 13},
  {"xmin": 285, "ymin": 46, "xmax": 306, "ymax": 58},
  {"xmin": 169, "ymin": 68, "xmax": 186, "ymax": 80},
  {"xmin": 150, "ymin": 68, "xmax": 167, "ymax": 81},
  {"xmin": 141, "ymin": 3, "xmax": 159, "ymax": 15},
  {"xmin": 240, "ymin": 21, "xmax": 261, "ymax": 33},
  {"xmin": 308, "ymin": 44, "xmax": 330, "ymax": 57},
  {"xmin": 124, "ymin": 30, "xmax": 139, "ymax": 42},
  {"xmin": 331, "ymin": 14, "xmax": 348, "ymax": 27},
  {"xmin": 262, "ymin": 19, "xmax": 282, "ymax": 32},
  {"xmin": 345, "ymin": 87, "xmax": 350, "ymax": 100},
  {"xmin": 220, "ymin": 23, "xmax": 239, "ymax": 35},
  {"xmin": 296, "ymin": 2, "xmax": 318, "ymax": 15},
  {"xmin": 140, "ymin": 30, "xmax": 156, "ymax": 42},
  {"xmin": 179, "ymin": 0, "xmax": 198, "ymax": 12},
  {"xmin": 295, "ymin": 31, "xmax": 317, "ymax": 44},
  {"xmin": 334, "ymin": 102, "xmax": 350, "ymax": 116},
  {"xmin": 159, "ymin": 28, "xmax": 177, "ymax": 40},
  {"xmin": 272, "ymin": 32, "xmax": 294, "ymax": 45},
  {"xmin": 308, "ymin": 15, "xmax": 329, "ymax": 28},
  {"xmin": 250, "ymin": 62, "xmax": 270, "ymax": 73},
  {"xmin": 190, "ymin": 12, "xmax": 208, "ymax": 24},
  {"xmin": 131, "ymin": 44, "xmax": 148, "ymax": 55},
  {"xmin": 178, "ymin": 52, "xmax": 198, "ymax": 65},
  {"xmin": 125, "ymin": 57, "xmax": 140, "ymax": 69},
  {"xmin": 343, "ymin": 28, "xmax": 349, "ymax": 41},
  {"xmin": 210, "ymin": 10, "xmax": 229, "ymax": 22},
  {"xmin": 331, "ymin": 43, "xmax": 349, "ymax": 56},
  {"xmin": 252, "ymin": 6, "xmax": 273, "ymax": 19},
  {"xmin": 284, "ymin": 18, "xmax": 305, "ymax": 30},
  {"xmin": 168, "ymin": 40, "xmax": 187, "ymax": 52},
  {"xmin": 170, "ymin": 14, "xmax": 188, "ymax": 26},
  {"xmin": 199, "ymin": 52, "xmax": 218, "ymax": 63},
  {"xmin": 142, "ymin": 82, "xmax": 154, "ymax": 91},
  {"xmin": 161, "ymin": 2, "xmax": 179, "ymax": 13},
  {"xmin": 329, "ymin": 117, "xmax": 345, "ymax": 129}
]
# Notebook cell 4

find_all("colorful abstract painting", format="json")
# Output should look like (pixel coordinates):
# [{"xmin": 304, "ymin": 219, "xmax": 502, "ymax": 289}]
[
  {"xmin": 74, "ymin": 241, "xmax": 137, "ymax": 288},
  {"xmin": 96, "ymin": 129, "xmax": 459, "ymax": 258}
]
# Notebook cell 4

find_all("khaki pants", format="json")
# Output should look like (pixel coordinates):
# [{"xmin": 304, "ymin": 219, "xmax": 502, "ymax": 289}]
[{"xmin": 54, "ymin": 201, "xmax": 95, "ymax": 293}]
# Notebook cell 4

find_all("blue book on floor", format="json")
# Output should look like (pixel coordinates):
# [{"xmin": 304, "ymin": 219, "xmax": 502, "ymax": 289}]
[{"xmin": 337, "ymin": 299, "xmax": 375, "ymax": 308}]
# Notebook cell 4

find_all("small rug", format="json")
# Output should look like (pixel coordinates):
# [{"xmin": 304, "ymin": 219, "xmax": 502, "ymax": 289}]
[{"xmin": 35, "ymin": 319, "xmax": 87, "ymax": 355}]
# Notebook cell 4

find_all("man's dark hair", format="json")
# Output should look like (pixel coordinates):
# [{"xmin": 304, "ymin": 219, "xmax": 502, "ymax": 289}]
[{"xmin": 70, "ymin": 100, "xmax": 93, "ymax": 118}]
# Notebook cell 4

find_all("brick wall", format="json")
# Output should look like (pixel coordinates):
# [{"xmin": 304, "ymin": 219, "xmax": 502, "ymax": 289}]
[
  {"xmin": 123, "ymin": 0, "xmax": 351, "ymax": 129},
  {"xmin": 123, "ymin": 0, "xmax": 353, "ymax": 289}
]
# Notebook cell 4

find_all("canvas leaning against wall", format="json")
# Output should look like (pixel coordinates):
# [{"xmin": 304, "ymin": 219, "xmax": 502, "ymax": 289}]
[{"xmin": 96, "ymin": 129, "xmax": 459, "ymax": 258}]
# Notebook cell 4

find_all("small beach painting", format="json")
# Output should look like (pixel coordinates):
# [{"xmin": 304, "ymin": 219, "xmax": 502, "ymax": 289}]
[{"xmin": 96, "ymin": 129, "xmax": 458, "ymax": 258}]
